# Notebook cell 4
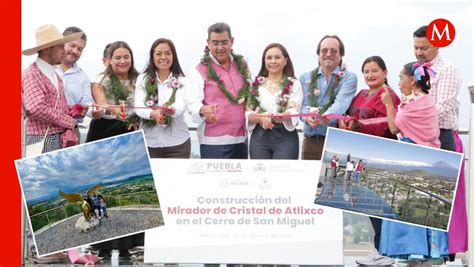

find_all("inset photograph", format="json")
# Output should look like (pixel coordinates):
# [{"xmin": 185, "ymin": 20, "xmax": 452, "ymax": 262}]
[
  {"xmin": 15, "ymin": 131, "xmax": 163, "ymax": 256},
  {"xmin": 315, "ymin": 128, "xmax": 462, "ymax": 230}
]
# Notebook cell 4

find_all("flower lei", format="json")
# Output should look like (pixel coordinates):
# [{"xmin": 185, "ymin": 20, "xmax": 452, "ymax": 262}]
[
  {"xmin": 105, "ymin": 75, "xmax": 140, "ymax": 125},
  {"xmin": 106, "ymin": 74, "xmax": 130, "ymax": 105},
  {"xmin": 142, "ymin": 73, "xmax": 183, "ymax": 128},
  {"xmin": 308, "ymin": 65, "xmax": 346, "ymax": 115},
  {"xmin": 200, "ymin": 46, "xmax": 250, "ymax": 105},
  {"xmin": 248, "ymin": 76, "xmax": 293, "ymax": 114}
]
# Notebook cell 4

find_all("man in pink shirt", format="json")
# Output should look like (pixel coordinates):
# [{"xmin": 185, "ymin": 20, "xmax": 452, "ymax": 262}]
[{"xmin": 186, "ymin": 22, "xmax": 250, "ymax": 158}]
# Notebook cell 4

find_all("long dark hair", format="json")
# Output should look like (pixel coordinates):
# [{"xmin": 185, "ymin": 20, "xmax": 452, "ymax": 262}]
[
  {"xmin": 361, "ymin": 55, "xmax": 389, "ymax": 86},
  {"xmin": 257, "ymin": 43, "xmax": 295, "ymax": 78},
  {"xmin": 103, "ymin": 41, "xmax": 139, "ymax": 83},
  {"xmin": 402, "ymin": 61, "xmax": 431, "ymax": 94},
  {"xmin": 143, "ymin": 38, "xmax": 185, "ymax": 78}
]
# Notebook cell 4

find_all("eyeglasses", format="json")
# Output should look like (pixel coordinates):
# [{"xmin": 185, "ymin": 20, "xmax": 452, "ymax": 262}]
[{"xmin": 320, "ymin": 48, "xmax": 339, "ymax": 55}]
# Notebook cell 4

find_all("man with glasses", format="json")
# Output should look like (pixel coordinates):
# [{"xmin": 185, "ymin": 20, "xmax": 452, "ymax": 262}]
[
  {"xmin": 300, "ymin": 35, "xmax": 357, "ymax": 160},
  {"xmin": 186, "ymin": 22, "xmax": 250, "ymax": 159}
]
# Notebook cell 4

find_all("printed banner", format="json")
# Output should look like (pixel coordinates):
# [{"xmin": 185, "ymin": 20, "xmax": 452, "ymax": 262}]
[{"xmin": 145, "ymin": 159, "xmax": 343, "ymax": 265}]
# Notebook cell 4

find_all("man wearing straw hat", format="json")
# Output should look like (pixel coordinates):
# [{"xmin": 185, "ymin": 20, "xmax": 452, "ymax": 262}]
[{"xmin": 22, "ymin": 24, "xmax": 84, "ymax": 153}]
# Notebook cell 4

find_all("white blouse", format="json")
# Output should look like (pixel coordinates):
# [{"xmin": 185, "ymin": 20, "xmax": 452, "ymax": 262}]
[
  {"xmin": 246, "ymin": 78, "xmax": 303, "ymax": 132},
  {"xmin": 134, "ymin": 72, "xmax": 189, "ymax": 148}
]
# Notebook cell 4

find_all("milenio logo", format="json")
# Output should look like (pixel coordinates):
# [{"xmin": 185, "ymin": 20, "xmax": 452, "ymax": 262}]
[{"xmin": 427, "ymin": 18, "xmax": 455, "ymax": 47}]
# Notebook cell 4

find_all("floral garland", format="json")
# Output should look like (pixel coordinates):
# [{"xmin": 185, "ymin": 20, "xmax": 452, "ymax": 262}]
[
  {"xmin": 107, "ymin": 74, "xmax": 130, "ymax": 105},
  {"xmin": 105, "ymin": 75, "xmax": 140, "ymax": 125},
  {"xmin": 200, "ymin": 46, "xmax": 250, "ymax": 105},
  {"xmin": 248, "ymin": 76, "xmax": 294, "ymax": 114},
  {"xmin": 142, "ymin": 73, "xmax": 183, "ymax": 128},
  {"xmin": 308, "ymin": 65, "xmax": 346, "ymax": 115}
]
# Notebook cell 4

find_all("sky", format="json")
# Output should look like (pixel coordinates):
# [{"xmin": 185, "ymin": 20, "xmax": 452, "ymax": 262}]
[
  {"xmin": 21, "ymin": 0, "xmax": 473, "ymax": 130},
  {"xmin": 15, "ymin": 132, "xmax": 152, "ymax": 202},
  {"xmin": 324, "ymin": 128, "xmax": 463, "ymax": 168}
]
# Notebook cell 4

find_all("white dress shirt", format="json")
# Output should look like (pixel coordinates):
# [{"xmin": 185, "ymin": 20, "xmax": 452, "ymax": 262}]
[
  {"xmin": 55, "ymin": 63, "xmax": 93, "ymax": 121},
  {"xmin": 134, "ymin": 72, "xmax": 189, "ymax": 148},
  {"xmin": 36, "ymin": 58, "xmax": 59, "ymax": 89}
]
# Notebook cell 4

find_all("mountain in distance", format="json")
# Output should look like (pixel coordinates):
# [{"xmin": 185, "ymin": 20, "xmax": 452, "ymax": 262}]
[
  {"xmin": 428, "ymin": 160, "xmax": 459, "ymax": 180},
  {"xmin": 366, "ymin": 160, "xmax": 458, "ymax": 180},
  {"xmin": 432, "ymin": 160, "xmax": 457, "ymax": 169},
  {"xmin": 323, "ymin": 151, "xmax": 458, "ymax": 180},
  {"xmin": 27, "ymin": 173, "xmax": 153, "ymax": 205},
  {"xmin": 102, "ymin": 173, "xmax": 153, "ymax": 187}
]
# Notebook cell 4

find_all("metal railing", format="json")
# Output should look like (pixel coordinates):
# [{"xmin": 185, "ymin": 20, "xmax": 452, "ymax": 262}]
[
  {"xmin": 360, "ymin": 173, "xmax": 452, "ymax": 228},
  {"xmin": 322, "ymin": 166, "xmax": 453, "ymax": 228},
  {"xmin": 28, "ymin": 190, "xmax": 158, "ymax": 232}
]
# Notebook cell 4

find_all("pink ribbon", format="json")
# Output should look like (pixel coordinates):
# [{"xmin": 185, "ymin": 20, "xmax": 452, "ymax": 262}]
[
  {"xmin": 250, "ymin": 112, "xmax": 346, "ymax": 120},
  {"xmin": 251, "ymin": 113, "xmax": 384, "ymax": 126},
  {"xmin": 357, "ymin": 117, "xmax": 388, "ymax": 125},
  {"xmin": 91, "ymin": 104, "xmax": 174, "ymax": 112},
  {"xmin": 68, "ymin": 248, "xmax": 101, "ymax": 265}
]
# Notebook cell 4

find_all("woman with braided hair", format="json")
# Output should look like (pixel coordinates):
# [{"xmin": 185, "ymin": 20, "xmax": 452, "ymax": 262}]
[
  {"xmin": 382, "ymin": 61, "xmax": 440, "ymax": 147},
  {"xmin": 378, "ymin": 62, "xmax": 449, "ymax": 265}
]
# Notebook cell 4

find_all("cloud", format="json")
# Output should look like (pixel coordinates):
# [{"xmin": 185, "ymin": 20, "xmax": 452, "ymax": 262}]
[
  {"xmin": 16, "ymin": 132, "xmax": 151, "ymax": 201},
  {"xmin": 367, "ymin": 157, "xmax": 432, "ymax": 167}
]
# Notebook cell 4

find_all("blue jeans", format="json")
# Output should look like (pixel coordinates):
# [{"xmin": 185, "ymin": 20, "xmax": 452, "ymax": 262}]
[
  {"xmin": 93, "ymin": 205, "xmax": 101, "ymax": 217},
  {"xmin": 102, "ymin": 206, "xmax": 108, "ymax": 218},
  {"xmin": 347, "ymin": 171, "xmax": 353, "ymax": 181},
  {"xmin": 354, "ymin": 171, "xmax": 361, "ymax": 183},
  {"xmin": 249, "ymin": 124, "xmax": 299, "ymax": 159}
]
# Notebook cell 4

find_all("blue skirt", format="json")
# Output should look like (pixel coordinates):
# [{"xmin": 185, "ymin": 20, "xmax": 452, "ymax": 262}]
[
  {"xmin": 379, "ymin": 136, "xmax": 449, "ymax": 260},
  {"xmin": 379, "ymin": 221, "xmax": 449, "ymax": 259}
]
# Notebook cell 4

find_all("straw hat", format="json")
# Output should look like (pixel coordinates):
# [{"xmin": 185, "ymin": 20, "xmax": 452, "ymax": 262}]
[{"xmin": 22, "ymin": 24, "xmax": 83, "ymax": 56}]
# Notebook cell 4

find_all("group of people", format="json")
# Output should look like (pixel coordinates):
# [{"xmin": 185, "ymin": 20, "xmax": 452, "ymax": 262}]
[
  {"xmin": 82, "ymin": 194, "xmax": 108, "ymax": 221},
  {"xmin": 329, "ymin": 154, "xmax": 363, "ymax": 184},
  {"xmin": 21, "ymin": 22, "xmax": 467, "ymax": 265},
  {"xmin": 344, "ymin": 158, "xmax": 363, "ymax": 184},
  {"xmin": 22, "ymin": 22, "xmax": 350, "ymax": 160}
]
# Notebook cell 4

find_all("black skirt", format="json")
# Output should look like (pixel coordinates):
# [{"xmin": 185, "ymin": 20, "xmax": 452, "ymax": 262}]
[{"xmin": 85, "ymin": 118, "xmax": 131, "ymax": 143}]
